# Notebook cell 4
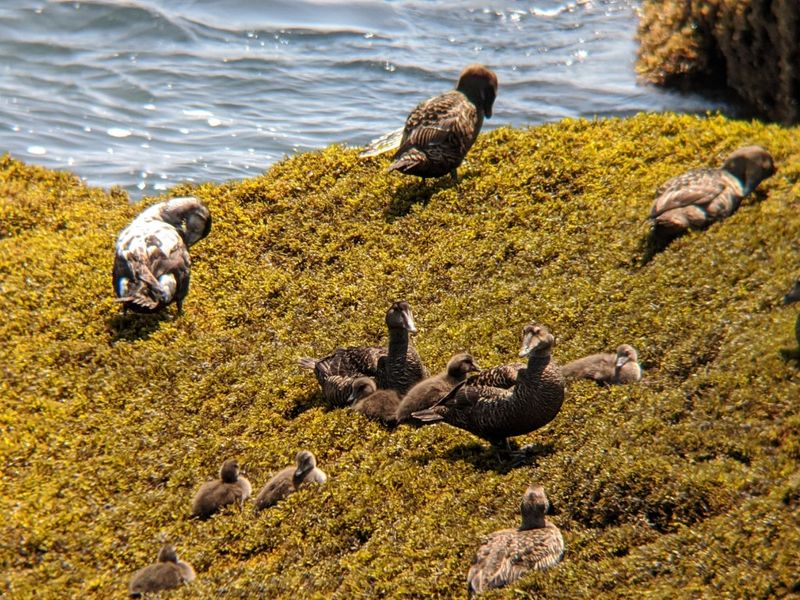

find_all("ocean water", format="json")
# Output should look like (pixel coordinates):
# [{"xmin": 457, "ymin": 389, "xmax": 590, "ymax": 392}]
[{"xmin": 0, "ymin": 0, "xmax": 727, "ymax": 196}]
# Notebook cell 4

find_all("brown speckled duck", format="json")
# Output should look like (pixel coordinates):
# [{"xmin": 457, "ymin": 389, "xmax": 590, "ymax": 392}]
[
  {"xmin": 467, "ymin": 485, "xmax": 564, "ymax": 596},
  {"xmin": 411, "ymin": 324, "xmax": 565, "ymax": 450},
  {"xmin": 128, "ymin": 544, "xmax": 196, "ymax": 598},
  {"xmin": 561, "ymin": 344, "xmax": 641, "ymax": 385},
  {"xmin": 360, "ymin": 64, "xmax": 498, "ymax": 182},
  {"xmin": 254, "ymin": 450, "xmax": 327, "ymax": 511},
  {"xmin": 298, "ymin": 301, "xmax": 427, "ymax": 406},
  {"xmin": 113, "ymin": 196, "xmax": 211, "ymax": 313},
  {"xmin": 396, "ymin": 352, "xmax": 481, "ymax": 425},
  {"xmin": 650, "ymin": 145, "xmax": 775, "ymax": 243},
  {"xmin": 191, "ymin": 459, "xmax": 252, "ymax": 519},
  {"xmin": 785, "ymin": 277, "xmax": 800, "ymax": 345},
  {"xmin": 348, "ymin": 377, "xmax": 401, "ymax": 426}
]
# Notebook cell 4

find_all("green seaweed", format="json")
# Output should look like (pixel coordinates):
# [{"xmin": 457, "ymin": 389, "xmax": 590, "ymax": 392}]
[{"xmin": 1, "ymin": 113, "xmax": 799, "ymax": 598}]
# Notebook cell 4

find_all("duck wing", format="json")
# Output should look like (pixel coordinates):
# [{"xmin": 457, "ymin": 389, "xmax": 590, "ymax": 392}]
[{"xmin": 650, "ymin": 168, "xmax": 729, "ymax": 218}]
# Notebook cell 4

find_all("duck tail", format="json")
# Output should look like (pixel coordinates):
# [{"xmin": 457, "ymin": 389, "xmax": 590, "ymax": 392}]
[
  {"xmin": 297, "ymin": 357, "xmax": 318, "ymax": 370},
  {"xmin": 359, "ymin": 127, "xmax": 404, "ymax": 158}
]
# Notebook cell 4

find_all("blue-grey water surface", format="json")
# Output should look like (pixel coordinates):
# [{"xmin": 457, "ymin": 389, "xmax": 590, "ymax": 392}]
[{"xmin": 0, "ymin": 0, "xmax": 727, "ymax": 196}]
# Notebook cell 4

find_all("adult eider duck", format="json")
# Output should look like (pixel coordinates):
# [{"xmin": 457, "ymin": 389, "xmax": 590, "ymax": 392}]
[
  {"xmin": 411, "ymin": 324, "xmax": 565, "ymax": 452},
  {"xmin": 298, "ymin": 301, "xmax": 427, "ymax": 406},
  {"xmin": 650, "ymin": 145, "xmax": 775, "ymax": 244},
  {"xmin": 113, "ymin": 196, "xmax": 211, "ymax": 313},
  {"xmin": 128, "ymin": 544, "xmax": 196, "ymax": 598},
  {"xmin": 561, "ymin": 344, "xmax": 641, "ymax": 385},
  {"xmin": 254, "ymin": 450, "xmax": 327, "ymax": 511},
  {"xmin": 396, "ymin": 352, "xmax": 481, "ymax": 425},
  {"xmin": 348, "ymin": 377, "xmax": 401, "ymax": 426},
  {"xmin": 360, "ymin": 64, "xmax": 498, "ymax": 182},
  {"xmin": 467, "ymin": 485, "xmax": 564, "ymax": 596},
  {"xmin": 191, "ymin": 459, "xmax": 252, "ymax": 520},
  {"xmin": 785, "ymin": 277, "xmax": 800, "ymax": 346}
]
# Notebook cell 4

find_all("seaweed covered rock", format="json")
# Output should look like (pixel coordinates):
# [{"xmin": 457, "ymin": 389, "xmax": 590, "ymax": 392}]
[
  {"xmin": 637, "ymin": 0, "xmax": 800, "ymax": 123},
  {"xmin": 1, "ymin": 113, "xmax": 799, "ymax": 598}
]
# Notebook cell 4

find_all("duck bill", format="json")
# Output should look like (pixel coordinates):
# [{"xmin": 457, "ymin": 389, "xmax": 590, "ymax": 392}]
[
  {"xmin": 294, "ymin": 468, "xmax": 305, "ymax": 479},
  {"xmin": 615, "ymin": 356, "xmax": 630, "ymax": 369},
  {"xmin": 470, "ymin": 362, "xmax": 481, "ymax": 373},
  {"xmin": 518, "ymin": 332, "xmax": 534, "ymax": 357},
  {"xmin": 403, "ymin": 308, "xmax": 418, "ymax": 333}
]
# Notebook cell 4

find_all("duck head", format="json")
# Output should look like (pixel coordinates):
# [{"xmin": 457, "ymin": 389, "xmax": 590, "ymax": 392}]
[
  {"xmin": 219, "ymin": 459, "xmax": 240, "ymax": 484},
  {"xmin": 456, "ymin": 64, "xmax": 498, "ymax": 118},
  {"xmin": 520, "ymin": 484, "xmax": 548, "ymax": 529},
  {"xmin": 614, "ymin": 344, "xmax": 639, "ymax": 369},
  {"xmin": 447, "ymin": 353, "xmax": 481, "ymax": 378},
  {"xmin": 518, "ymin": 324, "xmax": 555, "ymax": 358},
  {"xmin": 722, "ymin": 145, "xmax": 776, "ymax": 195},
  {"xmin": 386, "ymin": 301, "xmax": 418, "ymax": 333},
  {"xmin": 157, "ymin": 544, "xmax": 178, "ymax": 564},
  {"xmin": 294, "ymin": 450, "xmax": 318, "ymax": 479},
  {"xmin": 347, "ymin": 377, "xmax": 377, "ymax": 404},
  {"xmin": 159, "ymin": 197, "xmax": 212, "ymax": 247}
]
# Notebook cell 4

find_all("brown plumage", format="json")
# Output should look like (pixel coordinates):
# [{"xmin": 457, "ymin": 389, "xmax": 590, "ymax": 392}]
[
  {"xmin": 411, "ymin": 324, "xmax": 565, "ymax": 449},
  {"xmin": 128, "ymin": 544, "xmax": 196, "ymax": 598},
  {"xmin": 785, "ymin": 277, "xmax": 800, "ymax": 346},
  {"xmin": 561, "ymin": 344, "xmax": 642, "ymax": 385},
  {"xmin": 298, "ymin": 301, "xmax": 427, "ymax": 406},
  {"xmin": 348, "ymin": 377, "xmax": 401, "ymax": 426},
  {"xmin": 396, "ymin": 352, "xmax": 481, "ymax": 425},
  {"xmin": 113, "ymin": 196, "xmax": 211, "ymax": 313},
  {"xmin": 362, "ymin": 65, "xmax": 498, "ymax": 181},
  {"xmin": 467, "ymin": 485, "xmax": 564, "ymax": 596},
  {"xmin": 190, "ymin": 459, "xmax": 252, "ymax": 520},
  {"xmin": 254, "ymin": 450, "xmax": 327, "ymax": 511},
  {"xmin": 650, "ymin": 145, "xmax": 775, "ymax": 243}
]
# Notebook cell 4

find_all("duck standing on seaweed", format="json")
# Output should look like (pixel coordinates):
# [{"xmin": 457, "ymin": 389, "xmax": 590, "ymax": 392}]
[
  {"xmin": 412, "ymin": 323, "xmax": 565, "ymax": 455},
  {"xmin": 649, "ymin": 145, "xmax": 775, "ymax": 245},
  {"xmin": 360, "ymin": 64, "xmax": 498, "ymax": 182},
  {"xmin": 113, "ymin": 196, "xmax": 211, "ymax": 313}
]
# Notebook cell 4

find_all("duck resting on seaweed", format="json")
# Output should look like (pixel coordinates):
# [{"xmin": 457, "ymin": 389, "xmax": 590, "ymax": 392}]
[
  {"xmin": 561, "ymin": 344, "xmax": 641, "ymax": 385},
  {"xmin": 467, "ymin": 485, "xmax": 564, "ymax": 596},
  {"xmin": 254, "ymin": 450, "xmax": 327, "ymax": 511},
  {"xmin": 191, "ymin": 458, "xmax": 251, "ymax": 520},
  {"xmin": 298, "ymin": 301, "xmax": 427, "ymax": 406},
  {"xmin": 411, "ymin": 323, "xmax": 565, "ymax": 456},
  {"xmin": 784, "ymin": 277, "xmax": 800, "ymax": 347},
  {"xmin": 649, "ymin": 145, "xmax": 775, "ymax": 246},
  {"xmin": 128, "ymin": 544, "xmax": 196, "ymax": 598},
  {"xmin": 360, "ymin": 64, "xmax": 498, "ymax": 182},
  {"xmin": 348, "ymin": 377, "xmax": 401, "ymax": 426},
  {"xmin": 113, "ymin": 196, "xmax": 211, "ymax": 313}
]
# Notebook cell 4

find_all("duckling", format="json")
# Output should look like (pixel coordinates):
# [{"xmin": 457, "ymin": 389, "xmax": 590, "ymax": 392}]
[
  {"xmin": 561, "ymin": 344, "xmax": 642, "ymax": 385},
  {"xmin": 784, "ymin": 277, "xmax": 800, "ymax": 346},
  {"xmin": 191, "ymin": 459, "xmax": 251, "ymax": 520},
  {"xmin": 650, "ymin": 145, "xmax": 775, "ymax": 244},
  {"xmin": 396, "ymin": 352, "xmax": 481, "ymax": 425},
  {"xmin": 412, "ymin": 324, "xmax": 565, "ymax": 452},
  {"xmin": 128, "ymin": 544, "xmax": 196, "ymax": 598},
  {"xmin": 254, "ymin": 450, "xmax": 327, "ymax": 511},
  {"xmin": 348, "ymin": 377, "xmax": 401, "ymax": 426},
  {"xmin": 298, "ymin": 301, "xmax": 427, "ymax": 406},
  {"xmin": 113, "ymin": 196, "xmax": 211, "ymax": 313},
  {"xmin": 467, "ymin": 485, "xmax": 564, "ymax": 596},
  {"xmin": 361, "ymin": 65, "xmax": 498, "ymax": 182}
]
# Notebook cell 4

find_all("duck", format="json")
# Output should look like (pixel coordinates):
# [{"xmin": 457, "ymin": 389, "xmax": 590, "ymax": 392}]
[
  {"xmin": 467, "ymin": 485, "xmax": 564, "ymax": 596},
  {"xmin": 411, "ymin": 324, "xmax": 565, "ymax": 451},
  {"xmin": 360, "ymin": 64, "xmax": 498, "ymax": 182},
  {"xmin": 298, "ymin": 301, "xmax": 427, "ymax": 406},
  {"xmin": 113, "ymin": 196, "xmax": 211, "ymax": 313},
  {"xmin": 784, "ymin": 277, "xmax": 800, "ymax": 345},
  {"xmin": 650, "ymin": 145, "xmax": 775, "ymax": 244},
  {"xmin": 128, "ymin": 544, "xmax": 196, "ymax": 598},
  {"xmin": 561, "ymin": 344, "xmax": 641, "ymax": 385},
  {"xmin": 396, "ymin": 352, "xmax": 481, "ymax": 425},
  {"xmin": 254, "ymin": 450, "xmax": 327, "ymax": 511},
  {"xmin": 348, "ymin": 377, "xmax": 401, "ymax": 426},
  {"xmin": 191, "ymin": 459, "xmax": 252, "ymax": 520}
]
